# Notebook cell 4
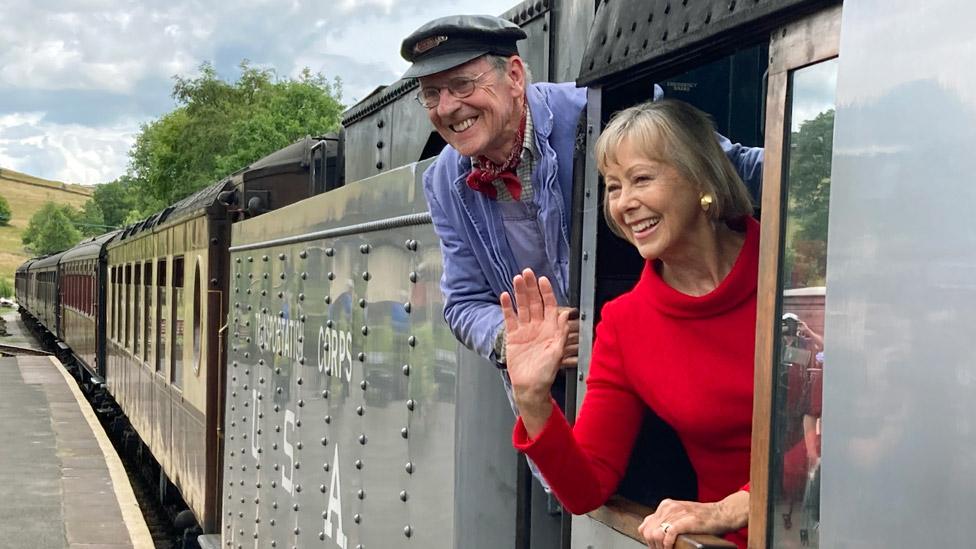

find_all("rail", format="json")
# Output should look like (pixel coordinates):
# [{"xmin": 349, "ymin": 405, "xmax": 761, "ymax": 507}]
[{"xmin": 0, "ymin": 343, "xmax": 54, "ymax": 357}]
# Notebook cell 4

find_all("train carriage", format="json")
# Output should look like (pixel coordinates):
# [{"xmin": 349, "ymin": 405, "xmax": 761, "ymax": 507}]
[
  {"xmin": 15, "ymin": 258, "xmax": 38, "ymax": 314},
  {"xmin": 58, "ymin": 231, "xmax": 119, "ymax": 382},
  {"xmin": 101, "ymin": 135, "xmax": 341, "ymax": 533},
  {"xmin": 28, "ymin": 251, "xmax": 67, "ymax": 339}
]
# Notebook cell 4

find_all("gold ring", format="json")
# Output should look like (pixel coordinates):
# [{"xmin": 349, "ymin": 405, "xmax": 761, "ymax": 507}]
[{"xmin": 660, "ymin": 522, "xmax": 672, "ymax": 534}]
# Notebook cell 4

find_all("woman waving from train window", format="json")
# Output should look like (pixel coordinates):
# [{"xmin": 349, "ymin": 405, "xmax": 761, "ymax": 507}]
[{"xmin": 502, "ymin": 99, "xmax": 757, "ymax": 549}]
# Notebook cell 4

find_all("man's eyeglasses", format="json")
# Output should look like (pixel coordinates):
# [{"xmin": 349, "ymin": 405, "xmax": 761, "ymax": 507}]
[{"xmin": 415, "ymin": 71, "xmax": 489, "ymax": 109}]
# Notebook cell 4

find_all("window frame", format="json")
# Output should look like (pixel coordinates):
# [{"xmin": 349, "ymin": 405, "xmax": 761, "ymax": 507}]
[{"xmin": 748, "ymin": 6, "xmax": 842, "ymax": 547}]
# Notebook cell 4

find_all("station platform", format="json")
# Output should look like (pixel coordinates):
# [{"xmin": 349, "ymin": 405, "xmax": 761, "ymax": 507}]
[{"xmin": 0, "ymin": 314, "xmax": 152, "ymax": 549}]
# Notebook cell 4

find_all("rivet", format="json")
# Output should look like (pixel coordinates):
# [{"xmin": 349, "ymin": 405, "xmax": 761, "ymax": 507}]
[
  {"xmin": 404, "ymin": 302, "xmax": 412, "ymax": 313},
  {"xmin": 358, "ymin": 298, "xmax": 367, "ymax": 308},
  {"xmin": 356, "ymin": 406, "xmax": 364, "ymax": 416},
  {"xmin": 409, "ymin": 271, "xmax": 418, "ymax": 283},
  {"xmin": 359, "ymin": 434, "xmax": 367, "ymax": 445},
  {"xmin": 360, "ymin": 244, "xmax": 370, "ymax": 254},
  {"xmin": 324, "ymin": 463, "xmax": 330, "ymax": 472},
  {"xmin": 578, "ymin": 372, "xmax": 585, "ymax": 381},
  {"xmin": 279, "ymin": 253, "xmax": 286, "ymax": 261},
  {"xmin": 325, "ymin": 295, "xmax": 331, "ymax": 304},
  {"xmin": 324, "ymin": 414, "xmax": 331, "ymax": 423},
  {"xmin": 301, "ymin": 272, "xmax": 307, "ymax": 280},
  {"xmin": 362, "ymin": 271, "xmax": 370, "ymax": 281},
  {"xmin": 376, "ymin": 161, "xmax": 384, "ymax": 170},
  {"xmin": 582, "ymin": 251, "xmax": 589, "ymax": 261},
  {"xmin": 360, "ymin": 380, "xmax": 368, "ymax": 390},
  {"xmin": 404, "ymin": 526, "xmax": 412, "ymax": 538},
  {"xmin": 357, "ymin": 489, "xmax": 365, "ymax": 500},
  {"xmin": 408, "ymin": 336, "xmax": 417, "ymax": 347},
  {"xmin": 354, "ymin": 514, "xmax": 361, "ymax": 524},
  {"xmin": 299, "ymin": 250, "xmax": 308, "ymax": 259},
  {"xmin": 580, "ymin": 312, "xmax": 587, "ymax": 321},
  {"xmin": 325, "ymin": 247, "xmax": 335, "ymax": 257},
  {"xmin": 297, "ymin": 377, "xmax": 303, "ymax": 385},
  {"xmin": 400, "ymin": 490, "xmax": 408, "ymax": 502},
  {"xmin": 298, "ymin": 293, "xmax": 305, "ymax": 301},
  {"xmin": 406, "ymin": 399, "xmax": 415, "ymax": 411},
  {"xmin": 358, "ymin": 352, "xmax": 366, "ymax": 362},
  {"xmin": 321, "ymin": 437, "xmax": 328, "ymax": 446},
  {"xmin": 322, "ymin": 390, "xmax": 330, "ymax": 399},
  {"xmin": 362, "ymin": 325, "xmax": 369, "ymax": 336},
  {"xmin": 405, "ymin": 462, "xmax": 414, "ymax": 474},
  {"xmin": 402, "ymin": 364, "xmax": 410, "ymax": 376},
  {"xmin": 262, "ymin": 255, "xmax": 269, "ymax": 262},
  {"xmin": 320, "ymin": 484, "xmax": 327, "ymax": 493},
  {"xmin": 327, "ymin": 272, "xmax": 334, "ymax": 280},
  {"xmin": 401, "ymin": 427, "xmax": 409, "ymax": 439},
  {"xmin": 355, "ymin": 459, "xmax": 363, "ymax": 470}
]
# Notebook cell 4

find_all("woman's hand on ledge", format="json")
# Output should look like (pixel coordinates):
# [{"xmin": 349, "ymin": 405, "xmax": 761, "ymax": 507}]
[
  {"xmin": 636, "ymin": 490, "xmax": 749, "ymax": 549},
  {"xmin": 501, "ymin": 269, "xmax": 571, "ymax": 438}
]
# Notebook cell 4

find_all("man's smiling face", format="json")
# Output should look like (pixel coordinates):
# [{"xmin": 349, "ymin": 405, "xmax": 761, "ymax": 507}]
[{"xmin": 419, "ymin": 55, "xmax": 526, "ymax": 164}]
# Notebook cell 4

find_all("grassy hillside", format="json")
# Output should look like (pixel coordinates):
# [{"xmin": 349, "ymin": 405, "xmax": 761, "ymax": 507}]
[{"xmin": 0, "ymin": 168, "xmax": 93, "ymax": 288}]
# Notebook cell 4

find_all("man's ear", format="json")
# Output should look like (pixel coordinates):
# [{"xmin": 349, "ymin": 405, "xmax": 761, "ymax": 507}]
[{"xmin": 507, "ymin": 56, "xmax": 527, "ymax": 97}]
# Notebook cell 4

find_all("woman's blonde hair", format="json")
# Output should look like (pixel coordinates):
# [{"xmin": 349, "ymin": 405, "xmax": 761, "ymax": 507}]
[{"xmin": 594, "ymin": 99, "xmax": 755, "ymax": 238}]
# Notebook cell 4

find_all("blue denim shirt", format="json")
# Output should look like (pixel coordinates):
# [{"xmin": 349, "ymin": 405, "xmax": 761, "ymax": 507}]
[{"xmin": 422, "ymin": 83, "xmax": 764, "ymax": 362}]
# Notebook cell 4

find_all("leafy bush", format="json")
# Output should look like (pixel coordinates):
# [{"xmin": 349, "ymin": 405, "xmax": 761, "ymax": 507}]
[{"xmin": 0, "ymin": 194, "xmax": 11, "ymax": 226}]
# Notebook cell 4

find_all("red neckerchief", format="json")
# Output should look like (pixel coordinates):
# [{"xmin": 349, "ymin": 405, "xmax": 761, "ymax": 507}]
[{"xmin": 466, "ymin": 102, "xmax": 527, "ymax": 201}]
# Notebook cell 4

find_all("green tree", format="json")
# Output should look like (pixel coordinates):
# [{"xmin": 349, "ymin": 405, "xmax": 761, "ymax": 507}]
[
  {"xmin": 88, "ymin": 176, "xmax": 139, "ymax": 229},
  {"xmin": 0, "ymin": 278, "xmax": 11, "ymax": 298},
  {"xmin": 22, "ymin": 202, "xmax": 83, "ymax": 255},
  {"xmin": 127, "ymin": 61, "xmax": 343, "ymax": 211},
  {"xmin": 0, "ymin": 195, "xmax": 11, "ymax": 226},
  {"xmin": 786, "ymin": 109, "xmax": 834, "ymax": 287}
]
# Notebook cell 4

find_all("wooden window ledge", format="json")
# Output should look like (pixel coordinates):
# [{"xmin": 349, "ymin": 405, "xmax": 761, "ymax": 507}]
[{"xmin": 587, "ymin": 496, "xmax": 736, "ymax": 549}]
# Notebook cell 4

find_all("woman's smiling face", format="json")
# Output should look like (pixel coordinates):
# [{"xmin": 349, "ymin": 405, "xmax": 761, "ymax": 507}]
[{"xmin": 603, "ymin": 136, "xmax": 705, "ymax": 261}]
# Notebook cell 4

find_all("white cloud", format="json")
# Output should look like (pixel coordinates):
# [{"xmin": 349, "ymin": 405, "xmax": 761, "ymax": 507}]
[{"xmin": 0, "ymin": 114, "xmax": 142, "ymax": 185}]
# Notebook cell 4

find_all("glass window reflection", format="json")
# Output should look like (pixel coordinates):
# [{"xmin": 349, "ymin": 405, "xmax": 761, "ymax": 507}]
[{"xmin": 770, "ymin": 57, "xmax": 837, "ymax": 549}]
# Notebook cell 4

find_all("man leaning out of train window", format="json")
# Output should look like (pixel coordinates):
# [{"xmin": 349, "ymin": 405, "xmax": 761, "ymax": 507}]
[
  {"xmin": 503, "ymin": 100, "xmax": 757, "ymax": 549},
  {"xmin": 401, "ymin": 13, "xmax": 763, "ymax": 474}
]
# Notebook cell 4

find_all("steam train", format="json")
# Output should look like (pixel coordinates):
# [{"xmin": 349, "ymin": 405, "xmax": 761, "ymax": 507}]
[{"xmin": 17, "ymin": 0, "xmax": 976, "ymax": 548}]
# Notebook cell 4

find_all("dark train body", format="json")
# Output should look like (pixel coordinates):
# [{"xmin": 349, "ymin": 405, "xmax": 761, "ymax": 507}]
[{"xmin": 18, "ymin": 1, "xmax": 976, "ymax": 548}]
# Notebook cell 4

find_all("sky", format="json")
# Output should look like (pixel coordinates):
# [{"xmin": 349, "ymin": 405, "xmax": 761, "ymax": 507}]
[{"xmin": 0, "ymin": 0, "xmax": 516, "ymax": 186}]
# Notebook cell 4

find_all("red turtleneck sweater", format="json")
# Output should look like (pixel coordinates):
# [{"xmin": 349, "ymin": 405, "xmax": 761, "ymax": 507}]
[{"xmin": 513, "ymin": 218, "xmax": 759, "ymax": 548}]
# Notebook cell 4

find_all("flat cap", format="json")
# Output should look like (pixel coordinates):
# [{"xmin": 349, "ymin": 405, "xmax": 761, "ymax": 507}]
[{"xmin": 400, "ymin": 14, "xmax": 527, "ymax": 79}]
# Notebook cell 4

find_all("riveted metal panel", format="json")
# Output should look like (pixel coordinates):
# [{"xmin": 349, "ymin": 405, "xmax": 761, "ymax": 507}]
[
  {"xmin": 226, "ymin": 162, "xmax": 526, "ymax": 548},
  {"xmin": 550, "ymin": 0, "xmax": 596, "ymax": 83},
  {"xmin": 578, "ymin": 0, "xmax": 835, "ymax": 87}
]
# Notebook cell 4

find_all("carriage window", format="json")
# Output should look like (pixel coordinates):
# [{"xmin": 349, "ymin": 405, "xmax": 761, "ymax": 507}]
[
  {"xmin": 124, "ymin": 264, "xmax": 131, "ymax": 349},
  {"xmin": 134, "ymin": 264, "xmax": 141, "ymax": 357},
  {"xmin": 157, "ymin": 259, "xmax": 168, "ymax": 374},
  {"xmin": 768, "ymin": 57, "xmax": 837, "ymax": 549},
  {"xmin": 110, "ymin": 267, "xmax": 116, "ymax": 341},
  {"xmin": 144, "ymin": 262, "xmax": 152, "ymax": 363},
  {"xmin": 192, "ymin": 261, "xmax": 202, "ymax": 376},
  {"xmin": 171, "ymin": 256, "xmax": 184, "ymax": 388}
]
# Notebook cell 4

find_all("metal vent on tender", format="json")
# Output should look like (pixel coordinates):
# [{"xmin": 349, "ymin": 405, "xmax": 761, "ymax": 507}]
[{"xmin": 577, "ymin": 0, "xmax": 838, "ymax": 87}]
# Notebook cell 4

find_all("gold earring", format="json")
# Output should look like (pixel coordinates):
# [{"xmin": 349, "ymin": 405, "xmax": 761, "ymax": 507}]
[{"xmin": 700, "ymin": 193, "xmax": 713, "ymax": 212}]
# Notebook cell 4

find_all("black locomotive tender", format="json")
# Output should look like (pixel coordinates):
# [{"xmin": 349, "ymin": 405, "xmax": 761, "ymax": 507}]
[{"xmin": 16, "ymin": 0, "xmax": 853, "ymax": 548}]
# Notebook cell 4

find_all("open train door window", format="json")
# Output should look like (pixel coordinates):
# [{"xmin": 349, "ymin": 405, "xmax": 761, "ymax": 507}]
[{"xmin": 749, "ymin": 5, "xmax": 840, "ymax": 549}]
